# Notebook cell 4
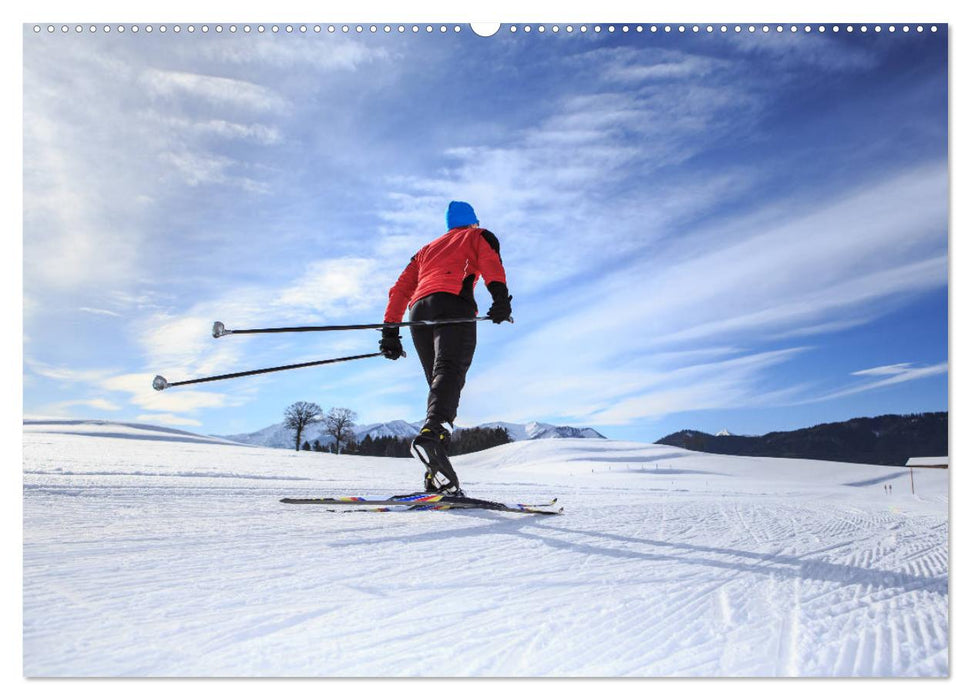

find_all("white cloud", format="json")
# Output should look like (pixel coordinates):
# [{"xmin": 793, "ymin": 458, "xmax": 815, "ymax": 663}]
[
  {"xmin": 192, "ymin": 118, "xmax": 282, "ymax": 145},
  {"xmin": 540, "ymin": 161, "xmax": 948, "ymax": 351},
  {"xmin": 141, "ymin": 69, "xmax": 287, "ymax": 113},
  {"xmin": 273, "ymin": 258, "xmax": 385, "ymax": 315},
  {"xmin": 570, "ymin": 46, "xmax": 730, "ymax": 83},
  {"xmin": 22, "ymin": 128, "xmax": 143, "ymax": 292},
  {"xmin": 91, "ymin": 254, "xmax": 394, "ymax": 424},
  {"xmin": 23, "ymin": 55, "xmax": 162, "ymax": 294},
  {"xmin": 137, "ymin": 314, "xmax": 243, "ymax": 377},
  {"xmin": 25, "ymin": 357, "xmax": 244, "ymax": 418},
  {"xmin": 133, "ymin": 256, "xmax": 390, "ymax": 371},
  {"xmin": 135, "ymin": 413, "xmax": 203, "ymax": 427},
  {"xmin": 194, "ymin": 36, "xmax": 388, "ymax": 71},
  {"xmin": 24, "ymin": 43, "xmax": 299, "ymax": 303},
  {"xmin": 102, "ymin": 373, "xmax": 236, "ymax": 413},
  {"xmin": 462, "ymin": 346, "xmax": 809, "ymax": 426},
  {"xmin": 159, "ymin": 150, "xmax": 269, "ymax": 192},
  {"xmin": 25, "ymin": 360, "xmax": 114, "ymax": 385},
  {"xmin": 79, "ymin": 307, "xmax": 122, "ymax": 317},
  {"xmin": 53, "ymin": 398, "xmax": 122, "ymax": 412},
  {"xmin": 811, "ymin": 363, "xmax": 948, "ymax": 403},
  {"xmin": 724, "ymin": 31, "xmax": 881, "ymax": 73},
  {"xmin": 853, "ymin": 363, "xmax": 916, "ymax": 377}
]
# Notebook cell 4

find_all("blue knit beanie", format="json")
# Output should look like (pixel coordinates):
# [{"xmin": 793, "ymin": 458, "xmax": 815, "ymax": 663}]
[{"xmin": 446, "ymin": 201, "xmax": 478, "ymax": 229}]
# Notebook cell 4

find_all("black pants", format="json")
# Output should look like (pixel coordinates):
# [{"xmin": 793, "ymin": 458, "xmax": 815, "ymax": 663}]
[{"xmin": 410, "ymin": 293, "xmax": 477, "ymax": 425}]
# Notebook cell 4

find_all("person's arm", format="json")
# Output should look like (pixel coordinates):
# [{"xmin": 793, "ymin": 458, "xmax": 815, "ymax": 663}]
[
  {"xmin": 474, "ymin": 230, "xmax": 512, "ymax": 323},
  {"xmin": 380, "ymin": 256, "xmax": 419, "ymax": 360},
  {"xmin": 474, "ymin": 229, "xmax": 506, "ymax": 287},
  {"xmin": 384, "ymin": 255, "xmax": 419, "ymax": 324}
]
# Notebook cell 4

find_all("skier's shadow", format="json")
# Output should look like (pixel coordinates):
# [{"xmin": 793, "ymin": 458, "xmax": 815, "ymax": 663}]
[
  {"xmin": 526, "ymin": 519, "xmax": 947, "ymax": 595},
  {"xmin": 339, "ymin": 509, "xmax": 947, "ymax": 595}
]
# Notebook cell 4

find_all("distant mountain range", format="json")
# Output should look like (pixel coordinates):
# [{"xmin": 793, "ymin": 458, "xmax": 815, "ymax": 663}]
[
  {"xmin": 220, "ymin": 420, "xmax": 606, "ymax": 450},
  {"xmin": 656, "ymin": 412, "xmax": 948, "ymax": 467},
  {"xmin": 476, "ymin": 421, "xmax": 607, "ymax": 441}
]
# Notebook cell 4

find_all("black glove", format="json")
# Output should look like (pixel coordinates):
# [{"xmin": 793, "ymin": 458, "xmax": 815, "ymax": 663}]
[
  {"xmin": 379, "ymin": 326, "xmax": 405, "ymax": 360},
  {"xmin": 486, "ymin": 281, "xmax": 513, "ymax": 324}
]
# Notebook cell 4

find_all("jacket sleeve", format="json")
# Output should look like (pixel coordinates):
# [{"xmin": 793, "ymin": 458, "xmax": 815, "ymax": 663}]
[
  {"xmin": 384, "ymin": 255, "xmax": 419, "ymax": 324},
  {"xmin": 474, "ymin": 229, "xmax": 507, "ymax": 288}
]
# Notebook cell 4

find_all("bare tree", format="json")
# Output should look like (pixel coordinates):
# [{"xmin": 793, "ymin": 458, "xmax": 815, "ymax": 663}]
[
  {"xmin": 324, "ymin": 407, "xmax": 357, "ymax": 455},
  {"xmin": 284, "ymin": 401, "xmax": 323, "ymax": 452}
]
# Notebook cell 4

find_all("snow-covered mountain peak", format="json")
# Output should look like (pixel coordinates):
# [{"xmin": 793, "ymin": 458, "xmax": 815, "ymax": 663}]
[{"xmin": 223, "ymin": 418, "xmax": 607, "ymax": 449}]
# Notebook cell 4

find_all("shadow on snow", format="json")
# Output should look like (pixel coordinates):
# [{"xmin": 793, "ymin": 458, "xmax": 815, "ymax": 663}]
[{"xmin": 329, "ymin": 512, "xmax": 947, "ymax": 596}]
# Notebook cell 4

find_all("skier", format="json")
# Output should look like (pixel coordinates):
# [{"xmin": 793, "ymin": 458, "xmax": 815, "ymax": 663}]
[{"xmin": 379, "ymin": 201, "xmax": 513, "ymax": 496}]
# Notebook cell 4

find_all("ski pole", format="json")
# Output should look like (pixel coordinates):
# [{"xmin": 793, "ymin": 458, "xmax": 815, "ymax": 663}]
[
  {"xmin": 152, "ymin": 352, "xmax": 384, "ymax": 391},
  {"xmin": 211, "ymin": 315, "xmax": 513, "ymax": 338}
]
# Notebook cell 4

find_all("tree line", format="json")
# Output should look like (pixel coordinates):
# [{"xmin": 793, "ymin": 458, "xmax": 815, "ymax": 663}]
[
  {"xmin": 349, "ymin": 426, "xmax": 512, "ymax": 457},
  {"xmin": 284, "ymin": 401, "xmax": 511, "ymax": 456},
  {"xmin": 656, "ymin": 412, "xmax": 948, "ymax": 466}
]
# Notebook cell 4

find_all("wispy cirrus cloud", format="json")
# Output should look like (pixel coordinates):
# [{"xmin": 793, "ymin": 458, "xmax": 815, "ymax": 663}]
[
  {"xmin": 147, "ymin": 114, "xmax": 282, "ymax": 145},
  {"xmin": 50, "ymin": 398, "xmax": 121, "ymax": 413},
  {"xmin": 24, "ymin": 36, "xmax": 392, "ymax": 303},
  {"xmin": 101, "ymin": 373, "xmax": 242, "ymax": 415},
  {"xmin": 538, "ymin": 159, "xmax": 947, "ymax": 350},
  {"xmin": 590, "ymin": 47, "xmax": 727, "ymax": 83},
  {"xmin": 135, "ymin": 413, "xmax": 203, "ymax": 427},
  {"xmin": 462, "ymin": 343, "xmax": 810, "ymax": 426},
  {"xmin": 853, "ymin": 363, "xmax": 921, "ymax": 377},
  {"xmin": 24, "ymin": 360, "xmax": 115, "ymax": 385},
  {"xmin": 723, "ymin": 30, "xmax": 882, "ymax": 73},
  {"xmin": 159, "ymin": 150, "xmax": 270, "ymax": 192},
  {"xmin": 809, "ymin": 363, "xmax": 948, "ymax": 403},
  {"xmin": 456, "ymin": 158, "xmax": 947, "ymax": 426},
  {"xmin": 272, "ymin": 257, "xmax": 386, "ymax": 316},
  {"xmin": 23, "ymin": 356, "xmax": 244, "ymax": 417},
  {"xmin": 192, "ymin": 35, "xmax": 389, "ymax": 71},
  {"xmin": 587, "ymin": 348, "xmax": 812, "ymax": 425},
  {"xmin": 79, "ymin": 307, "xmax": 123, "ymax": 317},
  {"xmin": 141, "ymin": 69, "xmax": 288, "ymax": 113}
]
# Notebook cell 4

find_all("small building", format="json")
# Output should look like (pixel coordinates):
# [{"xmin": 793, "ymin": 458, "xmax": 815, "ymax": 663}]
[{"xmin": 906, "ymin": 456, "xmax": 949, "ymax": 469}]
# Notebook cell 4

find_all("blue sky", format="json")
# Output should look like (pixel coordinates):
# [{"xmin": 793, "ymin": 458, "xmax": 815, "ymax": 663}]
[{"xmin": 22, "ymin": 24, "xmax": 948, "ymax": 441}]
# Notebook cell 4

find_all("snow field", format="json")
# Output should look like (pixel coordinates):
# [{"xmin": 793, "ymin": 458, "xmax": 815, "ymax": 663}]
[{"xmin": 22, "ymin": 420, "xmax": 948, "ymax": 676}]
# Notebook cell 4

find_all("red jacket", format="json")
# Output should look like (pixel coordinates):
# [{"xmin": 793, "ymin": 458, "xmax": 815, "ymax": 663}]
[{"xmin": 384, "ymin": 226, "xmax": 507, "ymax": 323}]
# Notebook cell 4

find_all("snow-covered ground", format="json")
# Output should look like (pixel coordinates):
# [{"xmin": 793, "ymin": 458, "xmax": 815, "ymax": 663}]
[{"xmin": 22, "ymin": 419, "xmax": 948, "ymax": 677}]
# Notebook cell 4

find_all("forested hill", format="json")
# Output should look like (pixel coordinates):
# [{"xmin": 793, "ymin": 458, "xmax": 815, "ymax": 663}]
[{"xmin": 656, "ymin": 412, "xmax": 948, "ymax": 467}]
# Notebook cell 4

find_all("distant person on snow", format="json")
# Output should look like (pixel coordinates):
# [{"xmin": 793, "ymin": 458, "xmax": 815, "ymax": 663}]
[{"xmin": 379, "ymin": 201, "xmax": 513, "ymax": 496}]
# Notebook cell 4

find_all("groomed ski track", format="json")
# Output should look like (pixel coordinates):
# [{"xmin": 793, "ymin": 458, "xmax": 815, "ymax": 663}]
[{"xmin": 23, "ymin": 420, "xmax": 948, "ymax": 677}]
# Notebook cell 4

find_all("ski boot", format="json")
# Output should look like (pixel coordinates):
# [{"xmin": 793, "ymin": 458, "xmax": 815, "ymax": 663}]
[{"xmin": 410, "ymin": 420, "xmax": 464, "ymax": 497}]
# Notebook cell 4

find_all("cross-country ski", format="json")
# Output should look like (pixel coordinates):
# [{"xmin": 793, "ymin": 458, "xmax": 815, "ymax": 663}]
[{"xmin": 280, "ymin": 492, "xmax": 563, "ymax": 514}]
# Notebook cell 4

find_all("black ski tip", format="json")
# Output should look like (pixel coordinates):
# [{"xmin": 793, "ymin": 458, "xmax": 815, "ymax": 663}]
[{"xmin": 152, "ymin": 375, "xmax": 169, "ymax": 391}]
